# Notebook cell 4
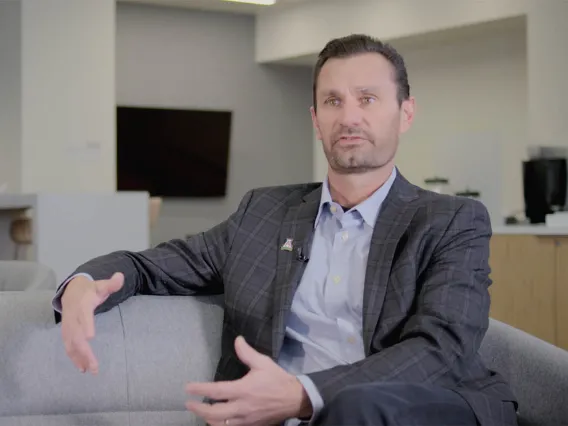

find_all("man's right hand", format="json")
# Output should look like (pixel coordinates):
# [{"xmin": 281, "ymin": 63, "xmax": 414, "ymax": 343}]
[{"xmin": 60, "ymin": 272, "xmax": 124, "ymax": 374}]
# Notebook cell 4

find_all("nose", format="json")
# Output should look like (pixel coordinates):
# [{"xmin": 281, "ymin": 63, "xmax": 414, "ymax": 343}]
[{"xmin": 338, "ymin": 98, "xmax": 364, "ymax": 128}]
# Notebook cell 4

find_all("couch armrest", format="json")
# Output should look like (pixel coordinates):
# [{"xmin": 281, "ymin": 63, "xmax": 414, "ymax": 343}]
[{"xmin": 481, "ymin": 319, "xmax": 568, "ymax": 425}]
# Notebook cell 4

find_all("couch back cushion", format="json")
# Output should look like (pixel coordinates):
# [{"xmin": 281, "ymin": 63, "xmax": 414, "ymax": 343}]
[
  {"xmin": 0, "ymin": 292, "xmax": 223, "ymax": 418},
  {"xmin": 0, "ymin": 291, "xmax": 128, "ymax": 416},
  {"xmin": 118, "ymin": 294, "xmax": 224, "ymax": 412}
]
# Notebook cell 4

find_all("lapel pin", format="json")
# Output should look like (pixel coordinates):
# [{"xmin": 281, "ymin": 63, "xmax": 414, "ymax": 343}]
[{"xmin": 280, "ymin": 238, "xmax": 294, "ymax": 251}]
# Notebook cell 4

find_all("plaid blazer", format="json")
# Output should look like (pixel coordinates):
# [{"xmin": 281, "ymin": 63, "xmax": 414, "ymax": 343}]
[{"xmin": 75, "ymin": 173, "xmax": 517, "ymax": 426}]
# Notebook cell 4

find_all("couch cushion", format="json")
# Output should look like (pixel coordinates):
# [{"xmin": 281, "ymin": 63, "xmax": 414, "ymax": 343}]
[
  {"xmin": 0, "ymin": 412, "xmax": 130, "ymax": 426},
  {"xmin": 0, "ymin": 410, "xmax": 204, "ymax": 426},
  {"xmin": 0, "ymin": 291, "xmax": 128, "ymax": 416},
  {"xmin": 0, "ymin": 292, "xmax": 223, "ymax": 418},
  {"xmin": 118, "ymin": 294, "xmax": 224, "ymax": 412}
]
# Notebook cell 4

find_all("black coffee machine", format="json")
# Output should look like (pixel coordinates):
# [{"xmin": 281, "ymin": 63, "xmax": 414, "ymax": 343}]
[{"xmin": 523, "ymin": 158, "xmax": 567, "ymax": 223}]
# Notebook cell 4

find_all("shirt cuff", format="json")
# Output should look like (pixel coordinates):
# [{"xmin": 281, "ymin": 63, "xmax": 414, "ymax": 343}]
[
  {"xmin": 51, "ymin": 272, "xmax": 94, "ymax": 313},
  {"xmin": 296, "ymin": 375, "xmax": 324, "ymax": 424}
]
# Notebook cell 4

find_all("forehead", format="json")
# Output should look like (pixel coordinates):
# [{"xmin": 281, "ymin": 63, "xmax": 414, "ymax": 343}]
[{"xmin": 317, "ymin": 52, "xmax": 395, "ymax": 92}]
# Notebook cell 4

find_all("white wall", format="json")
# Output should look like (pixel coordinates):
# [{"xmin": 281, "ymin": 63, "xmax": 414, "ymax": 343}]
[
  {"xmin": 0, "ymin": 1, "xmax": 22, "ymax": 193},
  {"xmin": 399, "ymin": 26, "xmax": 527, "ymax": 222},
  {"xmin": 526, "ymin": 1, "xmax": 568, "ymax": 148},
  {"xmin": 116, "ymin": 4, "xmax": 314, "ymax": 244},
  {"xmin": 20, "ymin": 0, "xmax": 116, "ymax": 193},
  {"xmin": 313, "ymin": 24, "xmax": 527, "ymax": 223},
  {"xmin": 256, "ymin": 0, "xmax": 528, "ymax": 63}
]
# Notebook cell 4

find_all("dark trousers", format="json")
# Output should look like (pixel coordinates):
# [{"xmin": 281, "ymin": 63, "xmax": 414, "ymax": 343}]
[{"xmin": 314, "ymin": 382, "xmax": 510, "ymax": 426}]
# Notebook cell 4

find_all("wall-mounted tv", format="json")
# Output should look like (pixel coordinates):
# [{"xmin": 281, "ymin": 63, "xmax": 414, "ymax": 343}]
[{"xmin": 116, "ymin": 106, "xmax": 232, "ymax": 197}]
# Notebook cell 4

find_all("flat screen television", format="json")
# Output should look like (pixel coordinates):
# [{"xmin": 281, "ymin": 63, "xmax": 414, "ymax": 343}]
[{"xmin": 116, "ymin": 106, "xmax": 232, "ymax": 197}]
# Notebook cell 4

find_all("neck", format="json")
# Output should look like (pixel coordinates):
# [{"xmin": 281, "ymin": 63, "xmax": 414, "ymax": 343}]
[{"xmin": 327, "ymin": 163, "xmax": 395, "ymax": 208}]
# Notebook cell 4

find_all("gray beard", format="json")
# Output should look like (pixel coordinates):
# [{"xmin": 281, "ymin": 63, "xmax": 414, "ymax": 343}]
[
  {"xmin": 329, "ymin": 157, "xmax": 380, "ymax": 174},
  {"xmin": 326, "ymin": 143, "xmax": 397, "ymax": 175}
]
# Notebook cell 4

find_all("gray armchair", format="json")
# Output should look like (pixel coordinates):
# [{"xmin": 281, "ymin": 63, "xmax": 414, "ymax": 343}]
[{"xmin": 481, "ymin": 318, "xmax": 568, "ymax": 425}]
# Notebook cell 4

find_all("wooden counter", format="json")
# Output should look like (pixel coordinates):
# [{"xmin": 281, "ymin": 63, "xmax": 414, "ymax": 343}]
[{"xmin": 489, "ymin": 228, "xmax": 568, "ymax": 351}]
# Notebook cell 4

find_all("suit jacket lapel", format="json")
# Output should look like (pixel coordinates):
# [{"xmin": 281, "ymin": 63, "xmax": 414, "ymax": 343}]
[
  {"xmin": 271, "ymin": 187, "xmax": 321, "ymax": 360},
  {"xmin": 363, "ymin": 173, "xmax": 419, "ymax": 354}
]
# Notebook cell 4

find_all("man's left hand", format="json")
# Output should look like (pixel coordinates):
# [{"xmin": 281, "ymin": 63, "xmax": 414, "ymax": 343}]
[{"xmin": 185, "ymin": 336, "xmax": 313, "ymax": 426}]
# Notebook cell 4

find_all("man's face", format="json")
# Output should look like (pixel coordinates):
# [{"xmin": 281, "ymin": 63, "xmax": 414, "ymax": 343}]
[{"xmin": 311, "ymin": 53, "xmax": 414, "ymax": 174}]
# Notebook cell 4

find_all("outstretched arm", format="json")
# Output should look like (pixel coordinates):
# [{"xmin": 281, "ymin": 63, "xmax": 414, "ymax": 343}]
[
  {"xmin": 54, "ymin": 190, "xmax": 254, "ymax": 375},
  {"xmin": 53, "ymin": 190, "xmax": 253, "ymax": 316}
]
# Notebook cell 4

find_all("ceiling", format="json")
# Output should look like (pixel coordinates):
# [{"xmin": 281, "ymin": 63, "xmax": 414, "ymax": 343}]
[
  {"xmin": 276, "ymin": 15, "xmax": 526, "ymax": 66},
  {"xmin": 116, "ymin": 0, "xmax": 525, "ymax": 65},
  {"xmin": 118, "ymin": 0, "xmax": 310, "ymax": 15}
]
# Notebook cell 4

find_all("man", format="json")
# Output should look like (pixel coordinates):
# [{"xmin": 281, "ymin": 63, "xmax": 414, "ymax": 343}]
[{"xmin": 54, "ymin": 34, "xmax": 518, "ymax": 425}]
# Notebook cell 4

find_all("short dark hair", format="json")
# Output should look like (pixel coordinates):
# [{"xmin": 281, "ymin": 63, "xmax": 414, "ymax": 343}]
[{"xmin": 312, "ymin": 34, "xmax": 410, "ymax": 110}]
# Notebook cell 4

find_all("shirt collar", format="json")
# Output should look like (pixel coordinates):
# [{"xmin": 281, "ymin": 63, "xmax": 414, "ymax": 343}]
[{"xmin": 315, "ymin": 167, "xmax": 397, "ymax": 228}]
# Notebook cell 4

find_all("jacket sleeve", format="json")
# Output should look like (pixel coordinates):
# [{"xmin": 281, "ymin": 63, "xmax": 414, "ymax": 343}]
[
  {"xmin": 54, "ymin": 190, "xmax": 254, "ymax": 317},
  {"xmin": 306, "ymin": 199, "xmax": 492, "ymax": 402}
]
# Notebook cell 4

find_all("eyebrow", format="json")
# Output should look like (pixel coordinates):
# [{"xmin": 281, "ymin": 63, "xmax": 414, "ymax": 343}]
[
  {"xmin": 319, "ymin": 86, "xmax": 381, "ymax": 97},
  {"xmin": 319, "ymin": 89, "xmax": 340, "ymax": 98},
  {"xmin": 353, "ymin": 86, "xmax": 381, "ymax": 94}
]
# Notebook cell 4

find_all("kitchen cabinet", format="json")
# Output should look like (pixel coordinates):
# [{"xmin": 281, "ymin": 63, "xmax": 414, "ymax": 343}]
[{"xmin": 489, "ymin": 228, "xmax": 568, "ymax": 351}]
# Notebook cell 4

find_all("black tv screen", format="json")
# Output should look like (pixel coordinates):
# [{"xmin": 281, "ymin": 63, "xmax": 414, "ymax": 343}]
[{"xmin": 116, "ymin": 106, "xmax": 232, "ymax": 197}]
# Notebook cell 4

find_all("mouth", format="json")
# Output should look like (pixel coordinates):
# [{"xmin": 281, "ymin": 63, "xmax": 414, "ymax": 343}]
[{"xmin": 336, "ymin": 136, "xmax": 367, "ymax": 145}]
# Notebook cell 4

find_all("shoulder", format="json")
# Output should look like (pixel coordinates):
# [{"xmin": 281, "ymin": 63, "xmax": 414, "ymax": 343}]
[
  {"xmin": 247, "ymin": 182, "xmax": 322, "ymax": 200},
  {"xmin": 417, "ymin": 187, "xmax": 489, "ymax": 218},
  {"xmin": 236, "ymin": 182, "xmax": 322, "ymax": 213},
  {"xmin": 401, "ymin": 181, "xmax": 491, "ymax": 233},
  {"xmin": 393, "ymin": 173, "xmax": 489, "ymax": 221},
  {"xmin": 396, "ymin": 179, "xmax": 491, "ymax": 233}
]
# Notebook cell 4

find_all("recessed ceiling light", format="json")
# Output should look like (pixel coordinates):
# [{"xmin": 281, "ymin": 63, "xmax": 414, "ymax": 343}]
[{"xmin": 222, "ymin": 0, "xmax": 276, "ymax": 5}]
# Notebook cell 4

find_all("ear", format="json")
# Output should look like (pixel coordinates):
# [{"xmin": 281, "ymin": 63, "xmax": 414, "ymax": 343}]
[
  {"xmin": 310, "ymin": 106, "xmax": 322, "ymax": 140},
  {"xmin": 399, "ymin": 97, "xmax": 415, "ymax": 134}
]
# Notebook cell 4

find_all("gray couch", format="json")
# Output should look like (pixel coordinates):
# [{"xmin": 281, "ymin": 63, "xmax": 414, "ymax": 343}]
[
  {"xmin": 0, "ymin": 261, "xmax": 57, "ymax": 291},
  {"xmin": 1, "ymin": 290, "xmax": 568, "ymax": 426}
]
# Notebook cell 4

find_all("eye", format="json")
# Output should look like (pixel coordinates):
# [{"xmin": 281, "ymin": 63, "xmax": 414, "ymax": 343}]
[
  {"xmin": 324, "ymin": 97, "xmax": 341, "ymax": 107},
  {"xmin": 361, "ymin": 95, "xmax": 376, "ymax": 104}
]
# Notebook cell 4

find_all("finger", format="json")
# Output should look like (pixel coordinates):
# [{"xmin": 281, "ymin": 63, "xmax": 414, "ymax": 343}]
[
  {"xmin": 234, "ymin": 336, "xmax": 269, "ymax": 370},
  {"xmin": 65, "ymin": 339, "xmax": 89, "ymax": 372},
  {"xmin": 186, "ymin": 381, "xmax": 240, "ymax": 401},
  {"xmin": 106, "ymin": 272, "xmax": 124, "ymax": 293},
  {"xmin": 71, "ymin": 336, "xmax": 99, "ymax": 374},
  {"xmin": 75, "ymin": 309, "xmax": 97, "ymax": 370},
  {"xmin": 79, "ymin": 305, "xmax": 96, "ymax": 340},
  {"xmin": 62, "ymin": 317, "xmax": 88, "ymax": 372},
  {"xmin": 95, "ymin": 272, "xmax": 124, "ymax": 298},
  {"xmin": 61, "ymin": 299, "xmax": 99, "ymax": 374},
  {"xmin": 208, "ymin": 416, "xmax": 246, "ymax": 426},
  {"xmin": 185, "ymin": 400, "xmax": 241, "ymax": 424},
  {"xmin": 65, "ymin": 342, "xmax": 88, "ymax": 373}
]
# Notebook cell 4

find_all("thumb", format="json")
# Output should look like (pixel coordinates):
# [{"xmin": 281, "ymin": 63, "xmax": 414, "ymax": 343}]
[
  {"xmin": 234, "ymin": 336, "xmax": 267, "ymax": 370},
  {"xmin": 95, "ymin": 272, "xmax": 124, "ymax": 298}
]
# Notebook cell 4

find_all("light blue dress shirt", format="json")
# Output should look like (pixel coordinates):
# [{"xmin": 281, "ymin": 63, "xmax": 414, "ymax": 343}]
[{"xmin": 279, "ymin": 167, "xmax": 397, "ymax": 424}]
